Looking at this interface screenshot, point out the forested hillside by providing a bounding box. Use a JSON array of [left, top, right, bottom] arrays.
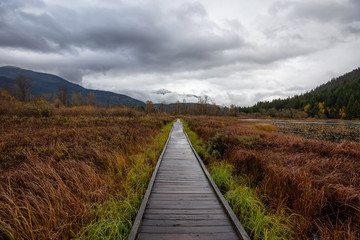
[[0, 66, 145, 107], [240, 68, 360, 119]]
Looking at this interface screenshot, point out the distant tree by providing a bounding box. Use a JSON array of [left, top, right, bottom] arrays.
[[230, 104, 237, 116], [14, 75, 32, 101], [354, 100, 360, 119], [339, 106, 346, 119], [197, 97, 207, 115], [304, 104, 311, 113], [58, 86, 68, 106], [181, 99, 187, 114], [145, 100, 154, 114], [106, 96, 111, 108], [87, 92, 96, 106], [318, 102, 326, 118], [175, 100, 180, 115], [159, 101, 166, 112], [209, 104, 220, 116], [42, 93, 56, 103], [346, 94, 356, 119], [72, 92, 83, 106]]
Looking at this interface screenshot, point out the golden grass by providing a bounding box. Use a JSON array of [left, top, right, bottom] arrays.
[[252, 123, 278, 132]]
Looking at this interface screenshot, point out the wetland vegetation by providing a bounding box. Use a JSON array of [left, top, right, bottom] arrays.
[[183, 116, 360, 240], [1, 88, 359, 240]]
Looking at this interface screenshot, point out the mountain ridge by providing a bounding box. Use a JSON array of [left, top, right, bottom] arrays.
[[0, 66, 145, 107]]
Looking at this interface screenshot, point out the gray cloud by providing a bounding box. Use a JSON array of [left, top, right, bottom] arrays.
[[0, 1, 245, 75], [152, 89, 172, 95], [270, 0, 360, 23], [0, 0, 359, 106]]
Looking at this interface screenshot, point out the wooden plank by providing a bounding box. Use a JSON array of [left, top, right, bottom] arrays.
[[147, 204, 220, 209], [153, 181, 208, 184], [151, 190, 213, 194], [145, 209, 225, 215], [144, 214, 230, 220], [148, 199, 219, 204], [154, 178, 206, 181], [152, 186, 211, 190], [148, 196, 214, 201], [149, 192, 216, 196], [141, 219, 231, 227], [149, 194, 216, 201], [153, 184, 210, 188], [158, 167, 202, 170], [148, 202, 220, 208], [139, 226, 235, 234], [152, 184, 210, 188], [156, 172, 204, 175], [138, 233, 239, 240], [154, 180, 209, 183]]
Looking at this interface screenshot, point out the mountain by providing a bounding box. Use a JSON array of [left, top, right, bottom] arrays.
[[240, 67, 360, 119], [0, 66, 145, 107]]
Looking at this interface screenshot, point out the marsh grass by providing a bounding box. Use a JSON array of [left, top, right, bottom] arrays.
[[0, 96, 174, 240], [184, 116, 360, 239]]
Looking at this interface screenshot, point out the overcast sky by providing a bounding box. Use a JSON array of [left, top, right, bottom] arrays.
[[1, 0, 360, 106]]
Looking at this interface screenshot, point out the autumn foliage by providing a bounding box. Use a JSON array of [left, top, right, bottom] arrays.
[[0, 93, 172, 239], [185, 116, 360, 239]]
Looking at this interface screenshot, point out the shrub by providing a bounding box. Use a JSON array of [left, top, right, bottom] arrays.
[[13, 99, 54, 117]]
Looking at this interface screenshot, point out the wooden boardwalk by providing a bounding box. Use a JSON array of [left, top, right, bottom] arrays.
[[128, 120, 250, 240]]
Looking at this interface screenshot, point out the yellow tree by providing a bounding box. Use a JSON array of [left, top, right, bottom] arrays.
[[145, 100, 154, 114], [339, 106, 346, 118], [318, 102, 325, 117]]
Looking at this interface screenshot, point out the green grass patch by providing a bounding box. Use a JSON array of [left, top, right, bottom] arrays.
[[210, 163, 294, 240], [75, 120, 174, 240], [181, 119, 209, 160]]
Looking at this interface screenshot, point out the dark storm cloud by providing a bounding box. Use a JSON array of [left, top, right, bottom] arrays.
[[0, 0, 245, 76]]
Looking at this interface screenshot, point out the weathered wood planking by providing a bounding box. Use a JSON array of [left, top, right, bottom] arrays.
[[128, 119, 250, 240]]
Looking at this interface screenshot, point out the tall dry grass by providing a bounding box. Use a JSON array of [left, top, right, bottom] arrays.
[[0, 95, 172, 239], [185, 116, 360, 239]]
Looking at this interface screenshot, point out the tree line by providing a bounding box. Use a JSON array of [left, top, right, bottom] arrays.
[[239, 68, 360, 119], [10, 75, 107, 107], [9, 67, 360, 119]]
